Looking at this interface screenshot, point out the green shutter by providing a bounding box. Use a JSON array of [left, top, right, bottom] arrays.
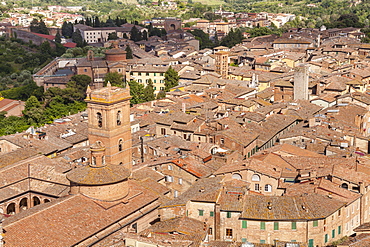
[[332, 229, 335, 238], [260, 222, 265, 230], [210, 211, 214, 217], [325, 234, 328, 243], [260, 240, 265, 244], [242, 220, 247, 229], [241, 238, 247, 243], [274, 222, 279, 230], [308, 239, 314, 247], [338, 225, 341, 234], [291, 222, 297, 230], [199, 210, 204, 216], [313, 220, 318, 227], [227, 212, 231, 218]]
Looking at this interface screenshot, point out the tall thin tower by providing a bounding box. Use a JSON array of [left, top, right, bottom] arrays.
[[85, 82, 132, 171], [293, 64, 309, 101]]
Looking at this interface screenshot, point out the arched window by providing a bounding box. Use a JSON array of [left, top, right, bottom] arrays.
[[342, 183, 349, 189], [264, 184, 272, 192], [118, 139, 123, 152], [252, 174, 260, 182], [33, 196, 41, 206], [44, 199, 50, 203], [97, 112, 102, 128], [117, 111, 121, 126], [232, 173, 242, 180], [7, 203, 16, 215], [19, 198, 28, 211]]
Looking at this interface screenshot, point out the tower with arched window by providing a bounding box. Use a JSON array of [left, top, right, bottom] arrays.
[[85, 81, 132, 172]]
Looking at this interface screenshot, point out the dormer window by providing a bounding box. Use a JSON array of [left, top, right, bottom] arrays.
[[97, 112, 102, 128], [252, 174, 260, 182]]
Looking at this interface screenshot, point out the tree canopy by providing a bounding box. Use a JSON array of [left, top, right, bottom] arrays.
[[164, 66, 179, 92]]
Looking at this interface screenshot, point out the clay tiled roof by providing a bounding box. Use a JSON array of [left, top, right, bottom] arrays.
[[162, 176, 224, 207], [3, 181, 159, 247], [241, 194, 345, 220], [0, 147, 38, 169], [67, 164, 131, 185]]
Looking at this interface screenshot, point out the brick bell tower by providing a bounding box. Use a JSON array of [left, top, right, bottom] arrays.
[[67, 82, 132, 201], [85, 82, 132, 171]]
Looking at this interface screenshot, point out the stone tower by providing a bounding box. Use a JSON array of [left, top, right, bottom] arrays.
[[67, 83, 132, 201], [85, 82, 132, 171], [293, 64, 309, 100], [215, 51, 229, 79]]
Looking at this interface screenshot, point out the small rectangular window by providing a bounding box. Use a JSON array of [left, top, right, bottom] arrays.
[[226, 228, 233, 238], [274, 222, 279, 230], [338, 225, 341, 234], [146, 73, 149, 76], [199, 210, 204, 216], [168, 165, 172, 170], [260, 222, 265, 230], [227, 212, 231, 218], [260, 240, 265, 244], [208, 227, 213, 235], [242, 220, 247, 229], [210, 211, 214, 217], [332, 229, 335, 238], [325, 234, 328, 243], [313, 220, 318, 227], [178, 178, 182, 185], [255, 184, 260, 191]]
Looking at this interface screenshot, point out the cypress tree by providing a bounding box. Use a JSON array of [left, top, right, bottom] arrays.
[[143, 79, 155, 102], [164, 66, 179, 92], [125, 45, 133, 59]]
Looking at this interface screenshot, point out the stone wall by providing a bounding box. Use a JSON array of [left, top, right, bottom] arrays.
[[12, 29, 55, 47]]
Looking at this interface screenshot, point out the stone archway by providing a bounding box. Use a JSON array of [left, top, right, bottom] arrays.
[[7, 203, 16, 215], [19, 197, 28, 211], [33, 196, 41, 206]]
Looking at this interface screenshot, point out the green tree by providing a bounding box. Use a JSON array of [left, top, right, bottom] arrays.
[[128, 80, 145, 105], [40, 41, 52, 55], [72, 30, 85, 47], [108, 32, 118, 40], [130, 26, 142, 41], [125, 45, 133, 59], [94, 16, 101, 27], [30, 19, 49, 35], [143, 79, 155, 102], [187, 29, 214, 49], [24, 96, 41, 112], [55, 31, 62, 43], [164, 66, 179, 92], [104, 72, 124, 86], [62, 22, 74, 38], [156, 91, 166, 99]]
